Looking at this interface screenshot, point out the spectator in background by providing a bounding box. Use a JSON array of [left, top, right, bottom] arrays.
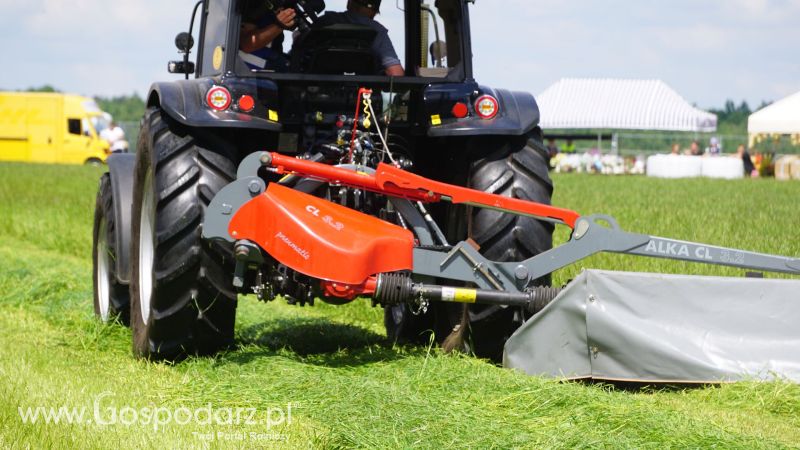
[[546, 139, 559, 158], [545, 138, 558, 169], [705, 137, 722, 156], [670, 143, 681, 155], [560, 139, 576, 154], [685, 140, 702, 156], [100, 121, 127, 153], [735, 144, 757, 177]]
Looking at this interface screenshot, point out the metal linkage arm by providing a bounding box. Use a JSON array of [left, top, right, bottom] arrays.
[[412, 216, 651, 293], [624, 235, 800, 276], [500, 215, 652, 284], [416, 214, 799, 293], [265, 152, 581, 228], [500, 215, 800, 285]]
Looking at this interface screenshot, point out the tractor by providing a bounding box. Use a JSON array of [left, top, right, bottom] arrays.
[[93, 0, 554, 361]]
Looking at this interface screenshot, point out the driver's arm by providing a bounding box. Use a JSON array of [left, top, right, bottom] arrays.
[[239, 9, 296, 53], [385, 65, 404, 77], [375, 30, 404, 76]]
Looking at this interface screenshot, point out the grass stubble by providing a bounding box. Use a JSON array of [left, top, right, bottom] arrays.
[[0, 163, 798, 449]]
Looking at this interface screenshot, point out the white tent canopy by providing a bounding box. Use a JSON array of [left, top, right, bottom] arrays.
[[537, 78, 717, 132], [748, 90, 800, 135]]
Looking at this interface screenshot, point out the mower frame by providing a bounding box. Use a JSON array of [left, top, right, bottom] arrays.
[[204, 151, 800, 311]]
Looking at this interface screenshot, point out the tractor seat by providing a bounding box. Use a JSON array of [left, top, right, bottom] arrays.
[[290, 24, 378, 75]]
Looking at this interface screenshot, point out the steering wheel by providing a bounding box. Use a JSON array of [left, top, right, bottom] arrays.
[[294, 0, 326, 32]]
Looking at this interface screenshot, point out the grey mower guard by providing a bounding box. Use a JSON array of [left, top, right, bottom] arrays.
[[504, 270, 800, 383]]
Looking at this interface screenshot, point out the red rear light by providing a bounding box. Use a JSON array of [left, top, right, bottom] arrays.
[[238, 95, 255, 112], [206, 86, 232, 111], [451, 102, 469, 118], [474, 95, 499, 120]]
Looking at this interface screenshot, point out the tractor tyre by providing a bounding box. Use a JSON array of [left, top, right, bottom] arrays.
[[465, 128, 554, 362], [383, 129, 554, 362], [384, 303, 437, 346], [92, 172, 130, 326], [129, 108, 238, 360]]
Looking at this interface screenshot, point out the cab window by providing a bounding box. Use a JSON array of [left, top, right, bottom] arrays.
[[81, 118, 95, 137], [200, 0, 232, 76], [235, 0, 465, 80], [422, 0, 464, 77], [67, 119, 82, 136]]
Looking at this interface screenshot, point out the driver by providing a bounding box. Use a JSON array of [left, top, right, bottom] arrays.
[[239, 7, 297, 71], [315, 0, 404, 76]]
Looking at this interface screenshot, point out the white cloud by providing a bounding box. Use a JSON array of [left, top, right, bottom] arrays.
[[654, 24, 731, 52], [67, 61, 148, 97], [23, 0, 188, 38], [719, 0, 800, 20]]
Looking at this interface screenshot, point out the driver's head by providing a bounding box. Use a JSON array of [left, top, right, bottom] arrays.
[[348, 0, 381, 14]]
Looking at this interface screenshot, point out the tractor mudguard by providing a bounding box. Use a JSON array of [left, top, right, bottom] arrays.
[[229, 183, 414, 285], [147, 79, 281, 132], [427, 87, 540, 138], [105, 153, 136, 284]]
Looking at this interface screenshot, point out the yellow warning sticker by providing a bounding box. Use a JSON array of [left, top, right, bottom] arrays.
[[268, 109, 279, 122], [441, 287, 477, 303], [212, 46, 224, 71], [454, 288, 477, 303], [431, 114, 442, 126]]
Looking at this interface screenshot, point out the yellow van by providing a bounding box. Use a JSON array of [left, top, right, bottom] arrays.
[[0, 92, 111, 165]]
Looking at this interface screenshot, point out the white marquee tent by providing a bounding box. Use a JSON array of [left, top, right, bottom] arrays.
[[748, 90, 800, 135], [537, 78, 717, 132]]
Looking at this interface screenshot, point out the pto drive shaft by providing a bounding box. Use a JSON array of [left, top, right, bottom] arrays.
[[374, 273, 561, 314]]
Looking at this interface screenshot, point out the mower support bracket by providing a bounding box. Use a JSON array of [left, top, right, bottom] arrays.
[[205, 152, 799, 298], [414, 243, 519, 292], [202, 175, 265, 244]]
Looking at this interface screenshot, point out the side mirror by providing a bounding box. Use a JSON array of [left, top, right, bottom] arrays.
[[430, 40, 447, 67], [175, 32, 194, 53]]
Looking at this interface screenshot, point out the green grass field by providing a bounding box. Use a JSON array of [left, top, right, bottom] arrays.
[[0, 162, 799, 449]]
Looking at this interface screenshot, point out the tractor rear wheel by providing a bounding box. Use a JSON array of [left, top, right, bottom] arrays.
[[92, 173, 130, 326], [464, 129, 554, 361], [129, 108, 238, 360], [384, 129, 554, 362]]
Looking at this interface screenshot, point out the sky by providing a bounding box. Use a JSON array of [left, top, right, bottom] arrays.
[[0, 0, 798, 110]]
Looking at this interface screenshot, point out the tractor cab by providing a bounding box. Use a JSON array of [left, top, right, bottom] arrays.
[[173, 0, 473, 82], [163, 0, 512, 160]]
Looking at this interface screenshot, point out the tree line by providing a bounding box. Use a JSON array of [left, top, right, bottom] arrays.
[[708, 99, 772, 135]]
